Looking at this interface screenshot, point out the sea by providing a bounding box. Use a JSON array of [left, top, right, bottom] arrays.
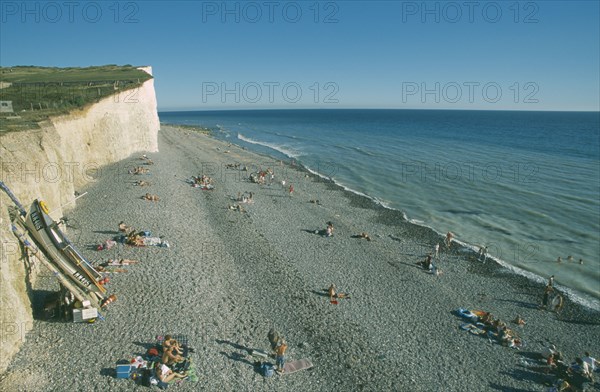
[[159, 109, 600, 309]]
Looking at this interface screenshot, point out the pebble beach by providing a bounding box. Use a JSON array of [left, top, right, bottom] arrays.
[[1, 125, 599, 392]]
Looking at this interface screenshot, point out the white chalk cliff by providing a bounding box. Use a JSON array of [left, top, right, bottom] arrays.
[[0, 66, 159, 373]]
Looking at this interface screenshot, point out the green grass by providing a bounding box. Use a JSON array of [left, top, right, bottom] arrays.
[[0, 65, 153, 133]]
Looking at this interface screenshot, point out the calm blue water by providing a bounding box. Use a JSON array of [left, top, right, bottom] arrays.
[[160, 109, 600, 307]]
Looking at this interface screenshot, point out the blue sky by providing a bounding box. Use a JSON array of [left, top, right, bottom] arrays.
[[1, 0, 599, 111]]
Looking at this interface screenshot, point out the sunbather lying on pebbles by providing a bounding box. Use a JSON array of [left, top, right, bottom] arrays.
[[357, 232, 371, 241], [142, 193, 160, 201], [130, 166, 149, 175], [95, 265, 126, 273], [134, 180, 151, 187], [328, 284, 351, 303], [228, 204, 246, 213], [126, 231, 145, 246], [417, 254, 433, 270], [105, 258, 139, 266], [154, 362, 187, 383]]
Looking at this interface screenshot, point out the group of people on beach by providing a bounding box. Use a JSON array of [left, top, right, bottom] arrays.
[[479, 311, 525, 348], [116, 221, 169, 248], [129, 154, 154, 174], [414, 239, 455, 276], [129, 155, 161, 200], [193, 174, 214, 187], [247, 167, 296, 197], [130, 166, 150, 175], [249, 168, 274, 185], [154, 335, 191, 383], [535, 344, 598, 390]]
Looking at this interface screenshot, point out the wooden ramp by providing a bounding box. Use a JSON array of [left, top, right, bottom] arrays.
[[283, 359, 313, 375]]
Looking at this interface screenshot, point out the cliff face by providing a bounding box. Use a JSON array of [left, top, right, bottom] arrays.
[[0, 67, 159, 373]]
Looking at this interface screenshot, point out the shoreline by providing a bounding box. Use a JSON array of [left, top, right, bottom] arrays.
[[2, 124, 599, 391], [168, 122, 600, 312]]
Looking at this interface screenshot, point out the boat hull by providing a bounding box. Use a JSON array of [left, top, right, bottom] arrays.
[[22, 200, 107, 304]]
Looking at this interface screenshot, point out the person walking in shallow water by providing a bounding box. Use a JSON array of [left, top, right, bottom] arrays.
[[478, 246, 488, 262]]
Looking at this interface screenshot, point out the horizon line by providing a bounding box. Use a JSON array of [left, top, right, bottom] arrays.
[[158, 107, 600, 113]]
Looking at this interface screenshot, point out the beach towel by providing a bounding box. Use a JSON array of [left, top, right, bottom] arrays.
[[456, 308, 479, 322], [185, 366, 199, 382], [460, 323, 486, 335], [282, 359, 314, 374]]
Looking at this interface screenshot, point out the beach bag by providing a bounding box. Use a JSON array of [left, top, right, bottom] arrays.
[[146, 347, 159, 358], [140, 368, 153, 387], [260, 362, 275, 377]]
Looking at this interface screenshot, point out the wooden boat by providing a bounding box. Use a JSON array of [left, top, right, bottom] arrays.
[[20, 199, 108, 305], [1, 181, 114, 319]]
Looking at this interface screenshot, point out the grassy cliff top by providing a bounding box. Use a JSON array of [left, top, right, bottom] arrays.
[[0, 65, 152, 83], [0, 65, 153, 133]]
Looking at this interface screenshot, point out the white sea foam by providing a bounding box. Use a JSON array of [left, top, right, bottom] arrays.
[[237, 133, 301, 159]]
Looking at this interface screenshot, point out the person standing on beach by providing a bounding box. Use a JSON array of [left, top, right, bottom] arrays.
[[326, 222, 334, 237], [552, 293, 564, 314], [268, 168, 275, 185], [434, 243, 440, 259], [583, 352, 599, 372], [275, 338, 288, 374], [289, 184, 294, 196], [328, 284, 337, 301], [541, 285, 554, 310], [548, 275, 555, 287], [445, 232, 454, 248]]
